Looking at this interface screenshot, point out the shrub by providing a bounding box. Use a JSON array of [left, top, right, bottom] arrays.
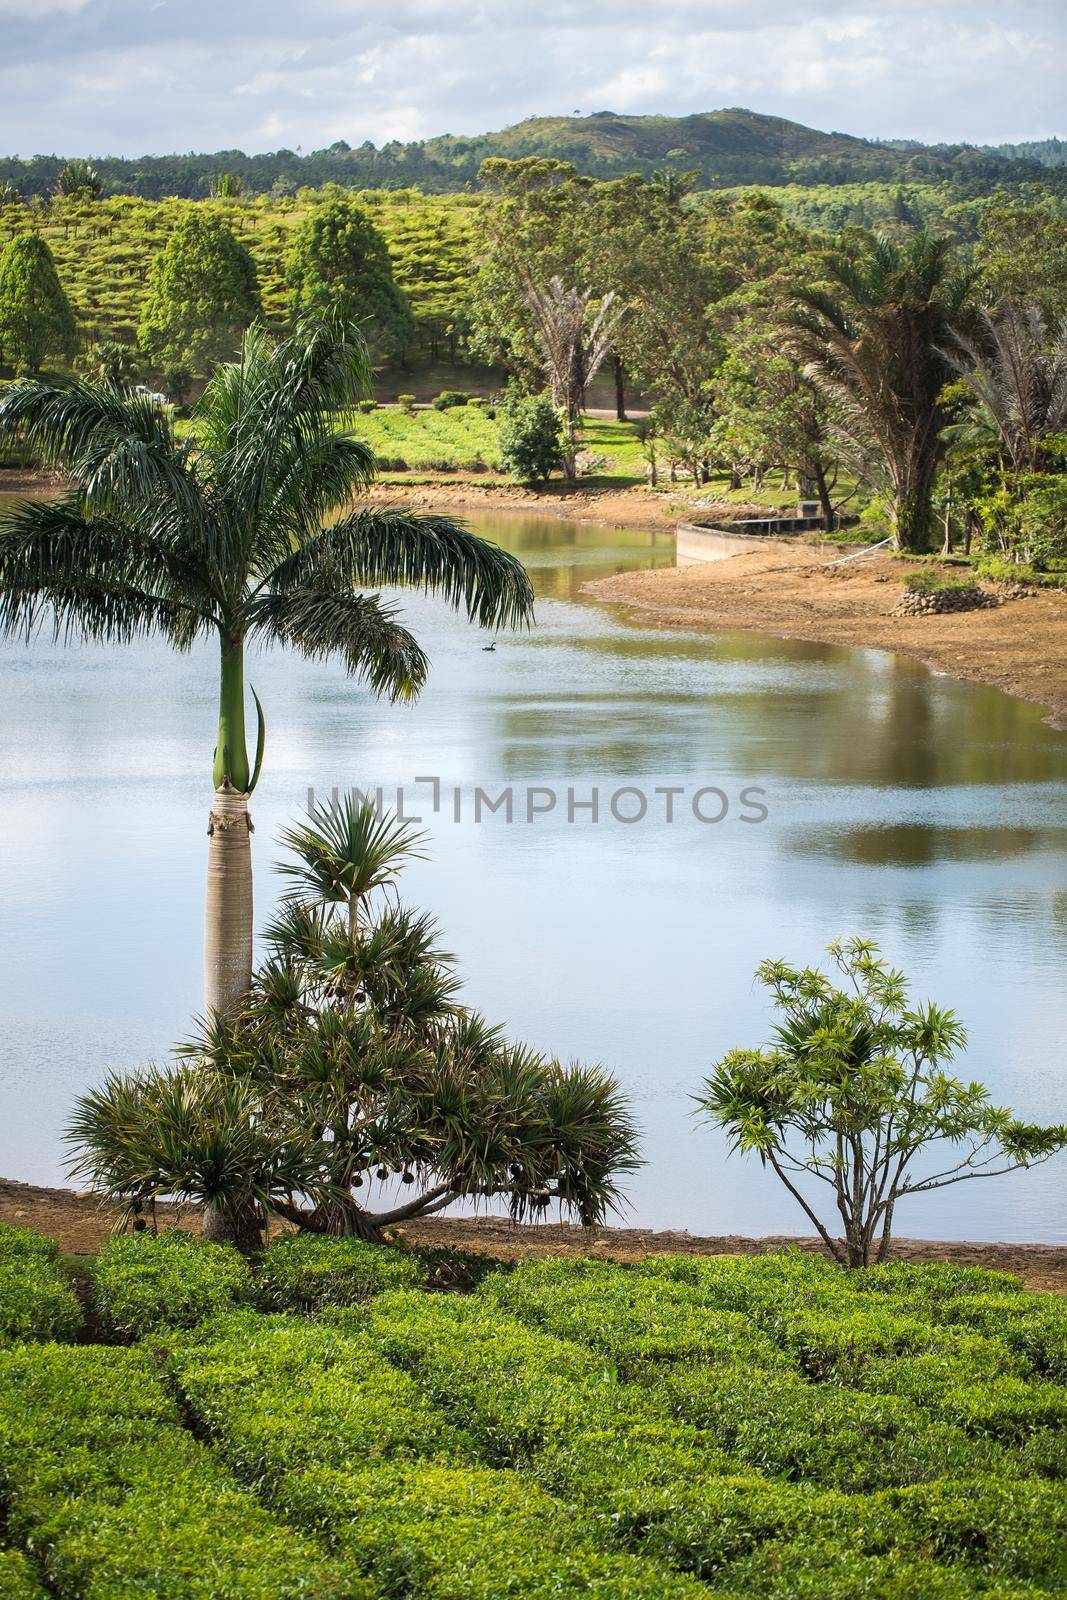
[[256, 1233, 426, 1312], [92, 1229, 253, 1340], [0, 1226, 82, 1345], [888, 1475, 1066, 1585], [431, 389, 471, 409], [483, 1257, 790, 1375], [497, 389, 564, 483], [356, 398, 378, 412], [0, 1548, 49, 1599], [397, 393, 416, 412], [0, 1222, 61, 1261], [281, 1460, 707, 1599], [165, 1312, 464, 1474], [657, 1364, 999, 1490], [0, 1342, 355, 1599], [166, 1313, 705, 1596]]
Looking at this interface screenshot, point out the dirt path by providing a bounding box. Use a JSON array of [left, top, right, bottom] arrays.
[[3, 1179, 1063, 1291]]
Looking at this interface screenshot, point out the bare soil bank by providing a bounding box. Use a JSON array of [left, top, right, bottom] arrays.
[[366, 483, 1067, 730], [586, 542, 1067, 731], [3, 1179, 1063, 1292]]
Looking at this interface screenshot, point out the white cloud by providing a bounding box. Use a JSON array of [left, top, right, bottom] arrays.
[[0, 0, 1062, 156]]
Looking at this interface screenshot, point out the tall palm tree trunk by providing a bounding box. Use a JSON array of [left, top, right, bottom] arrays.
[[204, 780, 254, 1020], [205, 635, 254, 1021]]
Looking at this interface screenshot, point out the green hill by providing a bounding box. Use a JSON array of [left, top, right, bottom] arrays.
[[1, 108, 1058, 199]]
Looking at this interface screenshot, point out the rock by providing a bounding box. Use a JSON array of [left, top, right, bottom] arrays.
[[893, 585, 999, 616]]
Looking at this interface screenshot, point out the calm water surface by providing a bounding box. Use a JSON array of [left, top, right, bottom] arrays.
[[1, 513, 1065, 1241]]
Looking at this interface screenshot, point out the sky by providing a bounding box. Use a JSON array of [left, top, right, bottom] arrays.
[[0, 0, 1063, 159]]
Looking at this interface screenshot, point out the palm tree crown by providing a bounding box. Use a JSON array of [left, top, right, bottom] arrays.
[[0, 311, 535, 1017], [786, 231, 975, 550]]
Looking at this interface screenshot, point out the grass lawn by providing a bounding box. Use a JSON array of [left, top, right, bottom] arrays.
[[1, 1221, 1065, 1598]]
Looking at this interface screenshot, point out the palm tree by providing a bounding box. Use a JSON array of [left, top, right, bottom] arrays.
[[946, 302, 1067, 475], [0, 311, 533, 1023], [786, 232, 975, 551]]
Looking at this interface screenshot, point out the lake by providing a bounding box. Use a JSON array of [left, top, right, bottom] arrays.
[[1, 511, 1065, 1241]]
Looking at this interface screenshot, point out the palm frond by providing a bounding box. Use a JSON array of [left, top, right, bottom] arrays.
[[0, 496, 212, 646], [247, 581, 427, 700], [264, 508, 535, 631]]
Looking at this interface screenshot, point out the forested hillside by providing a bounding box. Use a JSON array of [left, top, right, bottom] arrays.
[[1, 108, 1063, 199]]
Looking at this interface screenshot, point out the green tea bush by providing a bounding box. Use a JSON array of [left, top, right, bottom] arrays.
[[397, 393, 416, 412], [0, 1548, 49, 1600], [166, 1311, 464, 1474], [888, 1475, 1067, 1586], [431, 389, 471, 409], [657, 1364, 999, 1490], [166, 1313, 705, 1597], [0, 1224, 82, 1345], [0, 1342, 355, 1599], [483, 1257, 791, 1374], [0, 1222, 61, 1261], [356, 397, 378, 411], [275, 1459, 707, 1599], [91, 1229, 252, 1339], [256, 1233, 425, 1313], [722, 1539, 997, 1600]]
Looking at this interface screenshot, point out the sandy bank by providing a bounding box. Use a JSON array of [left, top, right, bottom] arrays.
[[2, 1179, 1063, 1292]]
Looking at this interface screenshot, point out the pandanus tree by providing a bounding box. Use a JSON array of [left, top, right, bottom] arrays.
[[69, 799, 641, 1247], [786, 232, 975, 550], [0, 312, 534, 1024]]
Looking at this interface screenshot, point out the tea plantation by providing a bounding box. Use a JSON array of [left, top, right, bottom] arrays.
[[0, 1221, 1064, 1598]]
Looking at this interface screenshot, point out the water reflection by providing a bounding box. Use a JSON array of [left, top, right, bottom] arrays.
[[0, 512, 1065, 1241]]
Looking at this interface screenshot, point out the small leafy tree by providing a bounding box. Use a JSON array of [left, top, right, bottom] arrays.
[[286, 195, 414, 361], [138, 210, 261, 374], [696, 936, 1066, 1268], [209, 172, 244, 199], [68, 799, 640, 1248], [0, 234, 75, 374], [497, 388, 564, 483], [77, 339, 138, 386], [54, 159, 102, 201]]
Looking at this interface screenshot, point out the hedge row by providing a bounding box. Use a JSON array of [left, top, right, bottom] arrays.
[[0, 1222, 82, 1345], [482, 1256, 791, 1376], [165, 1312, 706, 1599], [363, 1287, 1067, 1591], [89, 1229, 426, 1340], [0, 1548, 49, 1600], [0, 1341, 357, 1599]]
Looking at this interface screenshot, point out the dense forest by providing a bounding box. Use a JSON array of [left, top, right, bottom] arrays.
[[2, 109, 1065, 199]]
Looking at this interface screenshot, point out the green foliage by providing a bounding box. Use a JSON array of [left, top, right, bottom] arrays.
[[432, 388, 472, 409], [0, 1549, 49, 1600], [138, 209, 261, 372], [0, 1224, 82, 1345], [91, 1229, 253, 1339], [0, 233, 76, 373], [344, 400, 500, 470], [0, 1341, 354, 1598], [902, 568, 973, 593], [397, 392, 416, 411], [286, 195, 414, 360], [54, 161, 101, 201], [166, 1312, 704, 1597], [497, 388, 564, 482], [257, 1233, 426, 1312], [696, 936, 1067, 1266]]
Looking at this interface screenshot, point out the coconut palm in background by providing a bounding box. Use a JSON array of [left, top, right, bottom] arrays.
[[787, 231, 975, 551], [0, 311, 534, 1021]]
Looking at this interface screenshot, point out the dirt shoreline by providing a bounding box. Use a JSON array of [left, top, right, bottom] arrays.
[[2, 1179, 1063, 1291], [368, 482, 1067, 730]]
